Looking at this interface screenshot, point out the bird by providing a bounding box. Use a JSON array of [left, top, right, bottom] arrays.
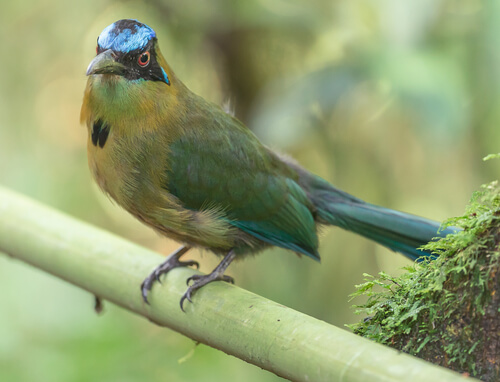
[[81, 19, 458, 311]]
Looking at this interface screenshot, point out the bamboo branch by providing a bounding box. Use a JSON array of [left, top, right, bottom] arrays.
[[0, 186, 472, 382]]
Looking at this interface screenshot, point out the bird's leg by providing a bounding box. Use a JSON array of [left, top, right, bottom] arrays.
[[141, 245, 195, 304], [180, 249, 236, 311]]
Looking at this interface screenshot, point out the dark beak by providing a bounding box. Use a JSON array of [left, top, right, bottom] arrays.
[[86, 49, 126, 76]]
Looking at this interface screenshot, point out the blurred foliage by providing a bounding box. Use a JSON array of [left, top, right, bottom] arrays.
[[1, 0, 499, 381]]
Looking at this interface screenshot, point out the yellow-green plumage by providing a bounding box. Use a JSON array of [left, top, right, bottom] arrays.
[[82, 19, 458, 309]]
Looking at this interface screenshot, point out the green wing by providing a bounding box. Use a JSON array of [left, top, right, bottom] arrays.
[[165, 119, 319, 259]]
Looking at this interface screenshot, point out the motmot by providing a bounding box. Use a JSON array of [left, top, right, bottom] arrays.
[[81, 19, 457, 310]]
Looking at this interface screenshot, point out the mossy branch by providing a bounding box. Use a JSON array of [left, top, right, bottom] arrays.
[[0, 186, 469, 382], [350, 181, 500, 381]]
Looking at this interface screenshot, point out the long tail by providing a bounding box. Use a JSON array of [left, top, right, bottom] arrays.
[[309, 178, 459, 261]]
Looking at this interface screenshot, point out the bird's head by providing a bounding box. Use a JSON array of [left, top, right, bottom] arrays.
[[86, 19, 170, 85], [82, 19, 184, 126]]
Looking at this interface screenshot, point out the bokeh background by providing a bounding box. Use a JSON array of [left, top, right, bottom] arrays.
[[1, 0, 499, 381]]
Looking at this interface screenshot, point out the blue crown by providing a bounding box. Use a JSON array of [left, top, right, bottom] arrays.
[[98, 19, 156, 53]]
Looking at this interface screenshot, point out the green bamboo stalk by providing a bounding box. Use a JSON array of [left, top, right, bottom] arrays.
[[0, 186, 472, 382]]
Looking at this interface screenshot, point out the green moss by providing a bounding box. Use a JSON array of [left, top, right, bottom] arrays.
[[349, 177, 500, 381]]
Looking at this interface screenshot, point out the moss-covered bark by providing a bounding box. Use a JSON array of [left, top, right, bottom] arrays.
[[351, 181, 500, 381], [395, 226, 500, 379]]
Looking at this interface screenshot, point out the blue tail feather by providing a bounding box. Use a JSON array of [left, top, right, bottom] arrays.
[[307, 177, 459, 260]]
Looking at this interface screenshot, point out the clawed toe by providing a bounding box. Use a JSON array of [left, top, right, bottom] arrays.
[[186, 274, 201, 285], [141, 278, 153, 304], [141, 246, 192, 304], [154, 270, 163, 283], [180, 289, 193, 312], [184, 260, 200, 269], [143, 249, 237, 312], [222, 275, 235, 284], [179, 255, 236, 311]]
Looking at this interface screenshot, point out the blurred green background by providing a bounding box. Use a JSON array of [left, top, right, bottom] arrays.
[[1, 0, 499, 381]]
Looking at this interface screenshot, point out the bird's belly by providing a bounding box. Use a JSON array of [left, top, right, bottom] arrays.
[[87, 139, 130, 204], [86, 135, 262, 254]]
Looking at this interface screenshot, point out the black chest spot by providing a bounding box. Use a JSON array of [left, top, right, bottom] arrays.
[[91, 119, 110, 148]]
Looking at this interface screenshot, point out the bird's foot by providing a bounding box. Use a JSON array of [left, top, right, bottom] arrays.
[[179, 249, 236, 311], [141, 246, 193, 304], [180, 273, 234, 312]]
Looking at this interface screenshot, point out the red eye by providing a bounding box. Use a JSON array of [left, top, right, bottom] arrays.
[[138, 52, 150, 67]]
